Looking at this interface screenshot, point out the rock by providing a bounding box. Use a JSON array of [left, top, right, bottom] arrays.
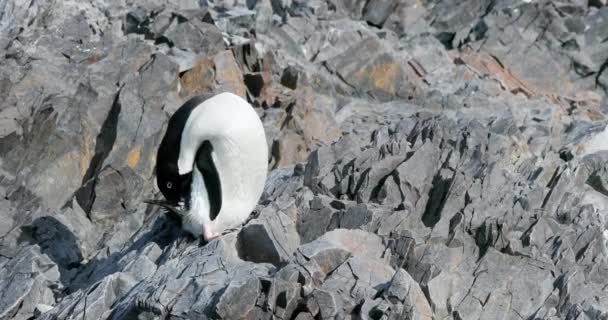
[[0, 246, 60, 320], [304, 136, 359, 195], [362, 0, 398, 27], [268, 279, 301, 319], [164, 18, 224, 56], [293, 312, 315, 320], [33, 304, 54, 317], [313, 289, 341, 318], [301, 229, 385, 260], [325, 37, 421, 100], [237, 207, 300, 266], [178, 50, 247, 99], [274, 88, 343, 168], [216, 275, 261, 319], [178, 57, 216, 98], [386, 269, 432, 319], [297, 195, 340, 242], [3, 0, 608, 319]]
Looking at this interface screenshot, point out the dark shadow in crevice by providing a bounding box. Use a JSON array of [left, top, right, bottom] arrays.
[[75, 89, 122, 216], [66, 209, 192, 294], [19, 216, 83, 285]]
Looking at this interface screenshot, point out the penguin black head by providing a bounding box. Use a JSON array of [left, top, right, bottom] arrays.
[[154, 95, 207, 211]]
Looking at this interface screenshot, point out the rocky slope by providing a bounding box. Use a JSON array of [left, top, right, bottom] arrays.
[[1, 0, 608, 319]]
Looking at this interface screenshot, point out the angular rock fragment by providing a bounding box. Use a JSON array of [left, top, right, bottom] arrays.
[[0, 247, 60, 320], [237, 207, 300, 266], [216, 276, 261, 319], [362, 0, 398, 27]]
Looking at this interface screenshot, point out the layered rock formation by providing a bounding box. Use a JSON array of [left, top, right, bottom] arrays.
[[1, 0, 607, 319]]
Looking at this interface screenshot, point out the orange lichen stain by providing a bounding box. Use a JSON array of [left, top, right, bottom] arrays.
[[179, 58, 215, 98], [127, 146, 142, 169], [132, 56, 150, 72], [213, 51, 247, 98], [80, 133, 94, 177], [370, 63, 400, 94], [351, 61, 401, 95], [63, 153, 73, 166]]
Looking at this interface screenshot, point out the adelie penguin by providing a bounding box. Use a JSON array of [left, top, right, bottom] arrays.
[[148, 92, 268, 240]]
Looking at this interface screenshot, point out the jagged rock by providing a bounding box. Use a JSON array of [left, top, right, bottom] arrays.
[[362, 0, 398, 27], [312, 289, 341, 318], [3, 0, 608, 319], [179, 50, 247, 99], [237, 207, 300, 266], [268, 278, 301, 319], [0, 246, 60, 320], [325, 36, 421, 100], [164, 18, 224, 56], [293, 312, 315, 320], [273, 87, 343, 167], [386, 269, 432, 319], [304, 136, 359, 195], [216, 275, 261, 319]]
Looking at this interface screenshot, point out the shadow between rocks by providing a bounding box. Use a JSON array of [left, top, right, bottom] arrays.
[[66, 210, 192, 293], [19, 216, 84, 285]]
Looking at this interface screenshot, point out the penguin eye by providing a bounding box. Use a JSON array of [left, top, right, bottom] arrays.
[[166, 182, 173, 189]]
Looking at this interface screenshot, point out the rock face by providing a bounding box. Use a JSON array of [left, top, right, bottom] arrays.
[[1, 0, 608, 319]]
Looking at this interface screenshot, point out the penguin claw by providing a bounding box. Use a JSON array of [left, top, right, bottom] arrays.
[[144, 199, 186, 217], [221, 227, 239, 235]]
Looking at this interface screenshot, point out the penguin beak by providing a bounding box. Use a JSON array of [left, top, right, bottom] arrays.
[[144, 199, 187, 217]]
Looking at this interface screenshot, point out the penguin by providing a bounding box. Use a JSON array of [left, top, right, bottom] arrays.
[[150, 92, 268, 240]]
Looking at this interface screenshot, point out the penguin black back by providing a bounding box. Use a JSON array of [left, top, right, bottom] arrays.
[[156, 94, 220, 210]]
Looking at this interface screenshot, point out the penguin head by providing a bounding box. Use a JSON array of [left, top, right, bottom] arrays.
[[155, 150, 192, 210], [153, 96, 207, 215]]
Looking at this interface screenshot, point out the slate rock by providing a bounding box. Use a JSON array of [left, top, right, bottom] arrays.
[[362, 0, 398, 27], [293, 312, 315, 320], [0, 247, 60, 319], [3, 0, 608, 319], [216, 275, 261, 319], [386, 269, 432, 319], [275, 88, 343, 168], [164, 19, 225, 56], [178, 50, 247, 98], [237, 207, 300, 266], [267, 278, 301, 319], [297, 229, 385, 279]]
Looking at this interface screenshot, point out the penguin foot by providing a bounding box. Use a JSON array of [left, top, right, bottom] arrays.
[[202, 224, 220, 240]]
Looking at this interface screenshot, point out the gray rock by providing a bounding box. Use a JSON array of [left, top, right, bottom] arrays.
[[293, 312, 315, 320], [325, 36, 418, 100], [386, 269, 432, 319], [237, 207, 300, 266], [164, 19, 225, 56], [2, 0, 608, 319], [0, 246, 60, 320], [268, 279, 301, 319], [216, 275, 261, 319], [362, 0, 398, 27], [313, 289, 341, 318], [298, 195, 340, 243]]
